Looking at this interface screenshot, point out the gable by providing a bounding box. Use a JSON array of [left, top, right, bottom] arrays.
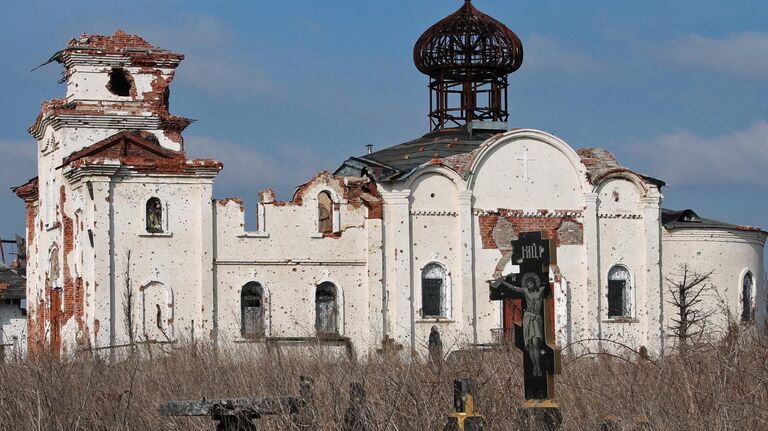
[[469, 131, 588, 210], [59, 130, 183, 168]]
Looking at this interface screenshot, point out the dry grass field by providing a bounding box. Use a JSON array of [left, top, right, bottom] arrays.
[[0, 329, 766, 430]]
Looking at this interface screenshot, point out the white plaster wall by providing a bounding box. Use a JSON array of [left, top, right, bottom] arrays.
[[662, 229, 767, 342], [409, 172, 463, 353], [469, 131, 590, 348], [0, 305, 26, 360], [213, 178, 375, 353], [471, 136, 584, 211], [105, 176, 214, 346], [65, 64, 176, 103], [596, 178, 649, 350]]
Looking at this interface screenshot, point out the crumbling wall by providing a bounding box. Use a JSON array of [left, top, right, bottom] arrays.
[[213, 172, 382, 354], [469, 133, 589, 349]]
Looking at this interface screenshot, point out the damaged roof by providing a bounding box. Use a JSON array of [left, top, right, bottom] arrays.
[[0, 267, 25, 301], [335, 126, 665, 189], [662, 208, 766, 234], [334, 126, 502, 181], [577, 147, 665, 188]]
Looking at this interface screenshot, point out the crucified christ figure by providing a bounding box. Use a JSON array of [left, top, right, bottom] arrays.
[[490, 274, 548, 377]]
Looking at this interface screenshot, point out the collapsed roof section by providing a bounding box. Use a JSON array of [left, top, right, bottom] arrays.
[[0, 267, 25, 302]]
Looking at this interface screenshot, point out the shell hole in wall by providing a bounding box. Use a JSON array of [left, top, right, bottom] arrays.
[[108, 68, 132, 97], [430, 193, 435, 198]]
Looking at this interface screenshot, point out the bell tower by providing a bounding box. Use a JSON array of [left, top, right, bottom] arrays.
[[18, 30, 221, 356]]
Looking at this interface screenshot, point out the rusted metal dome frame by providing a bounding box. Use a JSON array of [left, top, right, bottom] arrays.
[[414, 0, 523, 131]]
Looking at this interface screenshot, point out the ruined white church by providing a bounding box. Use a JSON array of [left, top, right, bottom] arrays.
[[11, 1, 766, 358]]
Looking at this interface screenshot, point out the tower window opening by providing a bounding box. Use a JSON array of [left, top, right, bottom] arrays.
[[108, 68, 132, 97], [318, 191, 333, 234], [146, 197, 163, 233]]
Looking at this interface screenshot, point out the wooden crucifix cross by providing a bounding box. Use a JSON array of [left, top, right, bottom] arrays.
[[489, 231, 562, 401]]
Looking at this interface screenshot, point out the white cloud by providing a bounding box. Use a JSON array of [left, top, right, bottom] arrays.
[[178, 57, 278, 101], [136, 14, 280, 101], [659, 32, 768, 78], [522, 34, 601, 76], [638, 120, 768, 186], [185, 135, 334, 200]]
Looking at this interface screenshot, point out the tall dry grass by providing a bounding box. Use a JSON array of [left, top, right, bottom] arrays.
[[0, 330, 766, 430]]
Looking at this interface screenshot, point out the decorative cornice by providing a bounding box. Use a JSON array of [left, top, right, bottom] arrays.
[[62, 53, 181, 69], [663, 229, 767, 246], [473, 208, 582, 218], [11, 177, 39, 202], [63, 159, 221, 183], [215, 259, 367, 266], [598, 213, 643, 219], [30, 112, 165, 140], [410, 210, 459, 216]]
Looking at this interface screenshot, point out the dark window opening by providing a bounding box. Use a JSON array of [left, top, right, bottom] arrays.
[[422, 263, 446, 317], [742, 272, 754, 323], [607, 280, 626, 317], [162, 86, 170, 109], [316, 282, 338, 335], [108, 68, 132, 97], [422, 278, 442, 317], [155, 304, 163, 330], [318, 192, 333, 234], [241, 282, 265, 337], [146, 197, 163, 233], [607, 265, 631, 318]]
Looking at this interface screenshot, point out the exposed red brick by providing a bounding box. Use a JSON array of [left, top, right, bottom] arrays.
[[441, 148, 480, 177], [736, 225, 765, 232], [479, 211, 583, 249], [259, 189, 276, 203], [61, 130, 184, 168], [218, 198, 244, 211]]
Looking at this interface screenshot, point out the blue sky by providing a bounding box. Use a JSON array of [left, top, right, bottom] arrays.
[[0, 0, 766, 246]]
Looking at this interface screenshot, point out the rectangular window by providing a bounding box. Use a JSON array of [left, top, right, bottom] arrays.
[[422, 279, 442, 317], [607, 280, 626, 317]]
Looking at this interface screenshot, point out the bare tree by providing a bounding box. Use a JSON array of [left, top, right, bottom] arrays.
[[122, 250, 137, 353], [665, 264, 715, 351]]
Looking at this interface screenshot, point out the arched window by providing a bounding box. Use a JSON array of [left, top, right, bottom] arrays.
[[741, 272, 754, 323], [607, 265, 632, 318], [316, 282, 338, 335], [146, 197, 163, 233], [422, 263, 448, 317], [241, 282, 265, 337], [318, 191, 333, 234]]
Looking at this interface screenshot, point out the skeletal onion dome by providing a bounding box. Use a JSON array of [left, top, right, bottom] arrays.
[[413, 1, 523, 79]]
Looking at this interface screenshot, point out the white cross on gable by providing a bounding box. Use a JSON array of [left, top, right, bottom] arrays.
[[516, 147, 535, 182]]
